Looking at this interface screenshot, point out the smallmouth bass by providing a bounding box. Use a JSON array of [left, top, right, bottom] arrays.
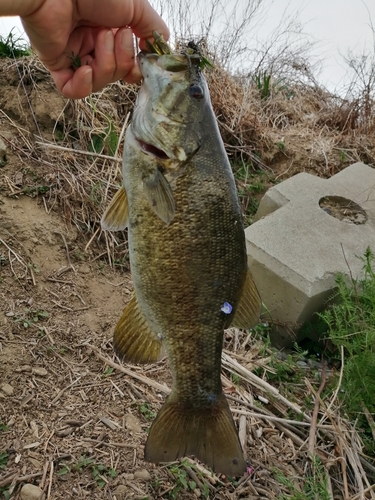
[[102, 34, 261, 476]]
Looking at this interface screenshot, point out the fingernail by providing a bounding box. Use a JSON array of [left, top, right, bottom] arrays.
[[105, 30, 114, 52], [120, 29, 134, 51], [83, 68, 92, 87]]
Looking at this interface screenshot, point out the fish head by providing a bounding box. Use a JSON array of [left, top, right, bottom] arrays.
[[131, 52, 208, 164]]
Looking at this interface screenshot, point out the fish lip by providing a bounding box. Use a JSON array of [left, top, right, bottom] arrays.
[[135, 137, 170, 160]]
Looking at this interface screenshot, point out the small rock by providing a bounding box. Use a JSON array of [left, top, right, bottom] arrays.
[[32, 367, 48, 377], [134, 469, 151, 481], [113, 485, 127, 499], [28, 457, 42, 468], [20, 483, 46, 500], [296, 360, 309, 369], [15, 365, 32, 373], [80, 265, 90, 274], [125, 414, 142, 434], [1, 383, 14, 396]]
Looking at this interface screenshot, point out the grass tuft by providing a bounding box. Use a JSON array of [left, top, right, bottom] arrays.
[[0, 30, 31, 58]]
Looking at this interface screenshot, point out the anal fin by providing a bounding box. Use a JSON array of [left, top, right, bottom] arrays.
[[114, 295, 164, 363], [145, 393, 246, 477], [101, 186, 128, 231], [231, 269, 262, 329]]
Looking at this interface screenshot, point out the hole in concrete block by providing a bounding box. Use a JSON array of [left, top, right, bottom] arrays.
[[319, 196, 367, 224]]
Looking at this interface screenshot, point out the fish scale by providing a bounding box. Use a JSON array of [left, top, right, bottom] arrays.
[[101, 38, 261, 476]]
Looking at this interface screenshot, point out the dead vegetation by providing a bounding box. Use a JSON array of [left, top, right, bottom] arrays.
[[0, 28, 375, 499]]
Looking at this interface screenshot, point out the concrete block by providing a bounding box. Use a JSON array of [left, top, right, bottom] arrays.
[[245, 162, 375, 347]]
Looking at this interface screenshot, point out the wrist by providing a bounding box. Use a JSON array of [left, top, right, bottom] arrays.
[[1, 0, 45, 17]]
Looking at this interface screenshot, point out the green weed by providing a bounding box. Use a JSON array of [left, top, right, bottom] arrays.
[[0, 255, 8, 267], [0, 486, 10, 500], [0, 30, 31, 58], [139, 402, 157, 421], [22, 185, 50, 196], [167, 461, 209, 499], [57, 456, 116, 488], [102, 367, 114, 377], [253, 72, 289, 100], [232, 166, 273, 224], [90, 120, 118, 156], [274, 456, 330, 499], [0, 452, 8, 470], [254, 72, 272, 100], [13, 308, 49, 329], [318, 246, 375, 454], [68, 51, 82, 68]]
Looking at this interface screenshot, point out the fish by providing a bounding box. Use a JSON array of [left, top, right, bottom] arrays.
[[101, 33, 261, 477]]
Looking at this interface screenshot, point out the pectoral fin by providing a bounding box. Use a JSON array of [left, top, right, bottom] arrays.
[[114, 295, 164, 364], [231, 269, 262, 329], [101, 186, 128, 231], [143, 169, 175, 224]]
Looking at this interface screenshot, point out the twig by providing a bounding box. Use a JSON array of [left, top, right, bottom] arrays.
[[238, 414, 247, 451], [89, 345, 170, 394], [350, 483, 375, 500], [308, 361, 327, 455], [78, 438, 137, 449], [50, 376, 82, 404], [84, 226, 100, 253], [47, 460, 53, 500], [362, 404, 375, 442], [54, 232, 74, 271], [0, 237, 28, 277], [222, 353, 311, 422], [39, 460, 50, 490], [231, 409, 334, 429], [323, 345, 344, 419], [0, 472, 42, 488], [35, 141, 122, 163]]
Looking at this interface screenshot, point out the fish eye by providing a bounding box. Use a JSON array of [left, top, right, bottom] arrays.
[[189, 83, 204, 99]]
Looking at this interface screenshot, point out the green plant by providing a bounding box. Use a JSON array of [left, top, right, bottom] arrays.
[[68, 51, 82, 68], [72, 250, 86, 261], [254, 72, 272, 100], [318, 247, 375, 454], [57, 456, 116, 488], [90, 120, 118, 156], [274, 456, 330, 499], [253, 72, 288, 100], [0, 452, 8, 470], [102, 367, 114, 377], [13, 309, 49, 329], [167, 461, 209, 499], [0, 423, 8, 432], [0, 30, 32, 58], [0, 255, 8, 267], [139, 402, 157, 421]]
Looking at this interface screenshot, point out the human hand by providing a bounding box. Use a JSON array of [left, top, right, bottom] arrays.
[[20, 0, 169, 98]]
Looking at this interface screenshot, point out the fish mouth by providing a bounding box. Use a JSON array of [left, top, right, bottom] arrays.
[[136, 139, 169, 160]]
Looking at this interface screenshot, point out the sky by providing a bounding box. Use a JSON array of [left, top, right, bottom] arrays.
[[1, 0, 374, 94]]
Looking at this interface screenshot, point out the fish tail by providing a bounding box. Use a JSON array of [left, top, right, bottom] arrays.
[[144, 393, 246, 477]]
